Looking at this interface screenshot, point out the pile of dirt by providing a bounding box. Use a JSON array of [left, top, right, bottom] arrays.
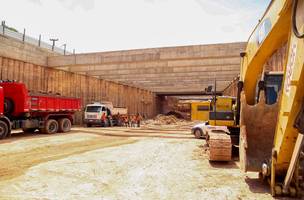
[[155, 114, 179, 124], [142, 114, 183, 125]]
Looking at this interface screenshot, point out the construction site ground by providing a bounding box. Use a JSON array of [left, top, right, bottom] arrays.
[[0, 122, 288, 199]]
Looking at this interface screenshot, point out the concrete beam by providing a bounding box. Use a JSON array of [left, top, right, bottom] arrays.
[[82, 66, 239, 77], [48, 42, 246, 67], [47, 42, 246, 94], [156, 91, 223, 96], [96, 71, 238, 79], [54, 57, 241, 72]]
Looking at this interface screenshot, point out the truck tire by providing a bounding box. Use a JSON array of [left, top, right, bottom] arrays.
[[4, 98, 14, 116], [194, 128, 202, 139], [43, 119, 59, 134], [58, 118, 71, 133], [0, 121, 9, 139]]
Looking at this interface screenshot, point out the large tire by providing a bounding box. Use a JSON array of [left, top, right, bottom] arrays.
[[4, 98, 14, 116], [58, 118, 72, 133], [22, 128, 37, 133], [0, 121, 9, 139], [42, 119, 59, 134], [194, 129, 202, 139]]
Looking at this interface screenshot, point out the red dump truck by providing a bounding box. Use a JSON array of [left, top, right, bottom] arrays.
[[0, 81, 81, 139]]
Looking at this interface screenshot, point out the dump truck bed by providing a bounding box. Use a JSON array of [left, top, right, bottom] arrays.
[[0, 82, 81, 116], [29, 95, 81, 112]]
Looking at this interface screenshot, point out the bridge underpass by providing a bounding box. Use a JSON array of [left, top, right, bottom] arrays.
[[48, 42, 245, 94], [47, 42, 245, 115]]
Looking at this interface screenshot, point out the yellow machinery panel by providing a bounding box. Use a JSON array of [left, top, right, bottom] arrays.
[[191, 97, 235, 127], [191, 101, 211, 121], [216, 97, 234, 112], [209, 120, 235, 127]]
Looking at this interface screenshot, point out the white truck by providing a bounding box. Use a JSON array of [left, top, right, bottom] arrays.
[[84, 102, 127, 127]]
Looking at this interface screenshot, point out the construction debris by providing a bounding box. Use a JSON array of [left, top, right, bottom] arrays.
[[142, 114, 183, 125]]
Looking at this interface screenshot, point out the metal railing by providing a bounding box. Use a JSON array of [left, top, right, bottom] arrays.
[[0, 21, 73, 55]]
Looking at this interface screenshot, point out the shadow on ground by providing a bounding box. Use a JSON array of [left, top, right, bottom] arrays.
[[245, 177, 270, 194], [209, 161, 239, 169], [76, 129, 195, 140]]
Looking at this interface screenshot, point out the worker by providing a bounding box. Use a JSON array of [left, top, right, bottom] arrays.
[[117, 112, 121, 126], [131, 115, 136, 127], [101, 113, 106, 126], [124, 115, 129, 127], [136, 113, 142, 127]]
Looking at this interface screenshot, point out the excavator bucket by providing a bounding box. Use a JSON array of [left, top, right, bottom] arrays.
[[239, 91, 279, 172]]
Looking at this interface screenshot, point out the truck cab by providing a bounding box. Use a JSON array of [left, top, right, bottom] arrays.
[[84, 102, 113, 127]]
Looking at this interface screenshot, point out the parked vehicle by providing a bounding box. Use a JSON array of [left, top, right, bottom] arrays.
[[0, 81, 81, 139], [84, 102, 127, 127], [191, 122, 208, 139]]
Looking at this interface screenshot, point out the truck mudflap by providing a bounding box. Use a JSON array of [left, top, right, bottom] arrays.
[[239, 91, 279, 172]]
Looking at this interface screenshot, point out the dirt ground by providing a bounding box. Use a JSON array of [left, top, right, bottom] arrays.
[[0, 123, 292, 200]]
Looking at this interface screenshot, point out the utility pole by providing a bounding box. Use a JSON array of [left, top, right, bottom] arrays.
[[62, 44, 66, 55], [38, 35, 41, 47], [1, 21, 5, 35], [22, 28, 26, 43], [49, 38, 59, 51]]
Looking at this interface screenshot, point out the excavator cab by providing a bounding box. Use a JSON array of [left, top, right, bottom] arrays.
[[264, 73, 284, 104]]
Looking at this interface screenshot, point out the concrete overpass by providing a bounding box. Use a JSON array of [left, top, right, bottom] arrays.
[[48, 42, 246, 94]]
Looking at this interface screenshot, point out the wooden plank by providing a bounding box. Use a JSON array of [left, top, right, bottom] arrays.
[[8, 59, 14, 80]]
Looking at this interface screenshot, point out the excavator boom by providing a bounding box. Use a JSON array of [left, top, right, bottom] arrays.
[[240, 0, 304, 196]]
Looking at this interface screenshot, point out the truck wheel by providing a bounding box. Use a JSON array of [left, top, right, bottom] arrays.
[[58, 118, 72, 133], [43, 119, 59, 134], [194, 129, 202, 139], [22, 128, 37, 133], [0, 121, 9, 139]]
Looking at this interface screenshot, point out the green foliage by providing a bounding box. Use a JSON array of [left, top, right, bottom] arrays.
[[4, 25, 18, 33]]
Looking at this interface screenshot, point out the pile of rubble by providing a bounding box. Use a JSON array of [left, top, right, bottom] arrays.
[[142, 114, 185, 125]]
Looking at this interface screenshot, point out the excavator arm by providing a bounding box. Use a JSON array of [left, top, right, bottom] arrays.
[[240, 0, 304, 196]]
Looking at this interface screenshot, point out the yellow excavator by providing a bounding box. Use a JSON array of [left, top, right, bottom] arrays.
[[204, 0, 304, 197], [239, 0, 304, 197]]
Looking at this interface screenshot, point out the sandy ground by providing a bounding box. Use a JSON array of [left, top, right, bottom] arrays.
[[0, 125, 289, 199]]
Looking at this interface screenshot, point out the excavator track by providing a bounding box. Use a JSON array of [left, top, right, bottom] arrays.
[[204, 126, 232, 161]]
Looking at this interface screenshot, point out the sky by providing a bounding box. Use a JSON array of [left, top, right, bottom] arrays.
[[0, 0, 271, 53]]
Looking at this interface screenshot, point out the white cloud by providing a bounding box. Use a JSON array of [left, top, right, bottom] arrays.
[[56, 0, 95, 11], [1, 0, 270, 53], [27, 0, 42, 5]]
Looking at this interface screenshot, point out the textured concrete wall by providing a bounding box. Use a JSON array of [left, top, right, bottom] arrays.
[[48, 42, 246, 93], [0, 36, 159, 122], [0, 56, 159, 123], [0, 35, 58, 66], [222, 78, 239, 97]]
